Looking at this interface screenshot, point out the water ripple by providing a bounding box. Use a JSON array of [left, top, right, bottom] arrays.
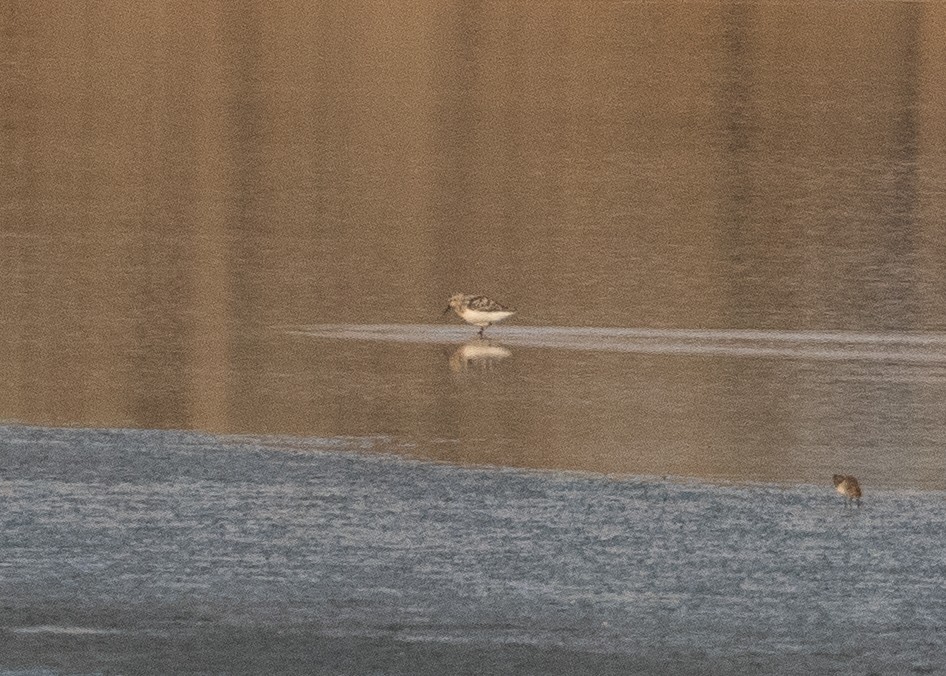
[[286, 324, 946, 364]]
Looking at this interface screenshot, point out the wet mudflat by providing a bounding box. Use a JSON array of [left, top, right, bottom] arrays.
[[1, 425, 944, 675]]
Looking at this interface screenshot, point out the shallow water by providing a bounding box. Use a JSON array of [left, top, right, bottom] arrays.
[[3, 0, 946, 488], [1, 425, 945, 674]]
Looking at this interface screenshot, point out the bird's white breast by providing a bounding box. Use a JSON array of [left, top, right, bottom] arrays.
[[459, 308, 515, 326]]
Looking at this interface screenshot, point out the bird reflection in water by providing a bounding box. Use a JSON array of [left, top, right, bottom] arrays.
[[449, 340, 512, 373]]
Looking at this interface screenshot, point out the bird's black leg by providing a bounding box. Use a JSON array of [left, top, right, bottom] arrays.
[[478, 326, 485, 338]]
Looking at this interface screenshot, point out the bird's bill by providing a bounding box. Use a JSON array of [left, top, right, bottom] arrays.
[[442, 305, 451, 315]]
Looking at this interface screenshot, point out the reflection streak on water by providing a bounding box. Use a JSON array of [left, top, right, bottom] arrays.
[[289, 324, 946, 364]]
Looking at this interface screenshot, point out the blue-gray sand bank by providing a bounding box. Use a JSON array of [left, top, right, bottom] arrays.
[[1, 425, 944, 674]]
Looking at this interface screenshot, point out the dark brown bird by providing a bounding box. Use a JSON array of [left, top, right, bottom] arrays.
[[832, 474, 862, 507]]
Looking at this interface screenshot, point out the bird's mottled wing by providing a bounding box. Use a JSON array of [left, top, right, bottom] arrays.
[[467, 295, 509, 312], [847, 478, 862, 498]]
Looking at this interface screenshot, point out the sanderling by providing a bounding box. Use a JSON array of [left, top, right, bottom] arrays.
[[443, 293, 515, 338], [832, 474, 862, 507]]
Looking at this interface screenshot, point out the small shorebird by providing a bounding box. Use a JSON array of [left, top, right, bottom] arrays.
[[444, 293, 515, 338], [832, 474, 862, 507]]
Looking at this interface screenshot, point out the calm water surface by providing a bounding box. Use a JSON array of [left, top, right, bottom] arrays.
[[3, 1, 946, 487]]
